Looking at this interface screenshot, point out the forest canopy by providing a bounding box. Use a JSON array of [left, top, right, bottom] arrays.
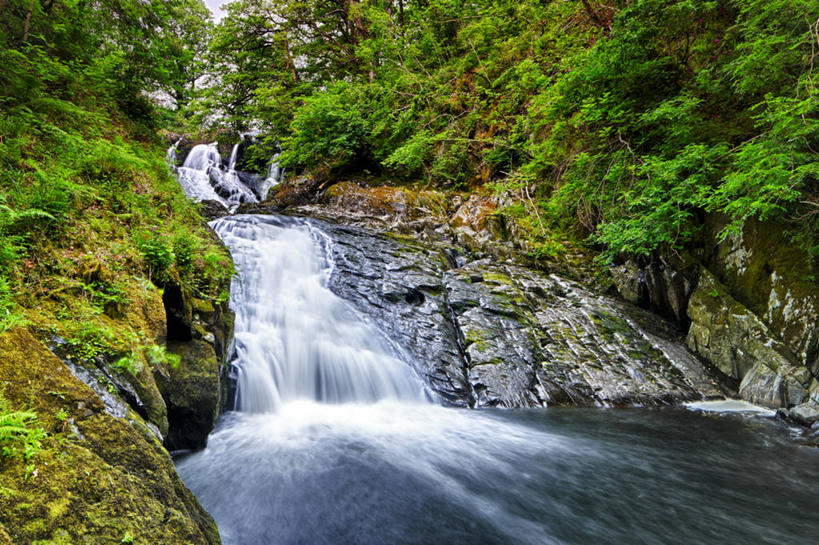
[[192, 0, 819, 261], [2, 0, 818, 286]]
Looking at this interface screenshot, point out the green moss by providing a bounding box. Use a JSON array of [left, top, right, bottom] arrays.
[[0, 329, 220, 545]]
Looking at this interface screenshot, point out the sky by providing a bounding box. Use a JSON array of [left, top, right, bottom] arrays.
[[204, 0, 228, 21]]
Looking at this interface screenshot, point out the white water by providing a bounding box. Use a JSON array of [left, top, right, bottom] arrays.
[[176, 143, 230, 206], [174, 143, 257, 211], [213, 215, 428, 412], [227, 143, 240, 171], [257, 155, 283, 201], [168, 140, 284, 208], [685, 399, 777, 417]]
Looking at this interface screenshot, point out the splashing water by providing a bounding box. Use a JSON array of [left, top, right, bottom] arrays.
[[173, 143, 258, 211], [213, 215, 428, 412]]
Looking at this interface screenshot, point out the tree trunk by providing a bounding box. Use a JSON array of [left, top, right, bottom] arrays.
[[23, 0, 35, 42]]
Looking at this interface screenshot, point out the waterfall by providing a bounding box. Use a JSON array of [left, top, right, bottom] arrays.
[[213, 214, 428, 412], [227, 143, 240, 171], [172, 142, 258, 211], [176, 212, 819, 545], [165, 137, 182, 165], [176, 143, 229, 206], [257, 155, 283, 201]]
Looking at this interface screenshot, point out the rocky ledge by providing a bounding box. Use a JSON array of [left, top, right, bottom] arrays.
[[321, 220, 720, 408], [231, 177, 722, 408]]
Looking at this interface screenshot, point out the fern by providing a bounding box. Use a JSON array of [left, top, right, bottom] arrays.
[[0, 396, 45, 460]]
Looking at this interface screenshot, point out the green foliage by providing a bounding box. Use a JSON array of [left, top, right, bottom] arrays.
[[146, 344, 182, 370], [203, 0, 819, 262], [0, 395, 45, 461], [281, 82, 376, 170], [111, 354, 143, 376], [136, 231, 176, 283], [62, 321, 118, 363]]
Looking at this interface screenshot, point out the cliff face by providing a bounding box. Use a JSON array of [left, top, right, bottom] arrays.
[[611, 217, 819, 428], [0, 170, 233, 543], [0, 325, 225, 545]]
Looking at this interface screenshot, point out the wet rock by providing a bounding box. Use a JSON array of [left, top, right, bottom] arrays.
[[610, 256, 698, 324], [197, 199, 229, 219], [703, 217, 819, 377], [157, 284, 233, 450], [158, 339, 221, 451], [0, 329, 220, 545], [319, 219, 720, 408], [686, 268, 809, 408]]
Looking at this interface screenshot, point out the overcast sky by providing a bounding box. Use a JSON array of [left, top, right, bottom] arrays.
[[204, 0, 228, 21]]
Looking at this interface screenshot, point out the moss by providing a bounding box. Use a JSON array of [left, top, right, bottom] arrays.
[[482, 271, 514, 286], [0, 329, 219, 544]]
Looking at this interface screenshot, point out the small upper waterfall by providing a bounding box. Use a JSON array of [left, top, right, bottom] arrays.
[[227, 143, 240, 171], [169, 139, 283, 212], [213, 214, 428, 413], [176, 143, 231, 207], [257, 155, 283, 201]]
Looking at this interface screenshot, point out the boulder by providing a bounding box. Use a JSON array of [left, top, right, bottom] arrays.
[[321, 219, 720, 408], [0, 329, 220, 545]]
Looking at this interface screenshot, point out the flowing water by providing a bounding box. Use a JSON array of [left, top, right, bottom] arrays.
[[176, 215, 819, 545], [170, 142, 283, 210]]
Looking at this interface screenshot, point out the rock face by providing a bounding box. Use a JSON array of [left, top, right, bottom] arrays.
[[687, 269, 811, 408], [0, 329, 220, 545], [611, 216, 819, 420], [261, 176, 818, 423], [321, 221, 720, 408], [155, 279, 233, 452]]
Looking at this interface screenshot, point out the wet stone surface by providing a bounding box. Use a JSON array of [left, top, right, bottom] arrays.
[[320, 220, 721, 408]]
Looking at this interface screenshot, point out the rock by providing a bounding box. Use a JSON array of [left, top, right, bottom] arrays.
[[449, 195, 503, 249], [319, 218, 720, 408], [686, 268, 809, 408], [610, 256, 698, 323], [157, 282, 233, 450], [789, 401, 819, 427], [703, 217, 819, 376], [158, 339, 221, 451], [0, 329, 219, 545], [198, 199, 229, 219]]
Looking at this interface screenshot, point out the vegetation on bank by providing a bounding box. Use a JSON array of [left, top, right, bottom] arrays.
[[0, 3, 228, 542], [198, 0, 819, 263], [0, 0, 231, 333]]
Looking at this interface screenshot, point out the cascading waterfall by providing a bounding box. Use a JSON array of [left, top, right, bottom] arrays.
[[227, 143, 240, 171], [176, 210, 819, 545], [169, 140, 282, 211], [213, 214, 427, 412], [257, 155, 283, 201], [175, 143, 231, 206]]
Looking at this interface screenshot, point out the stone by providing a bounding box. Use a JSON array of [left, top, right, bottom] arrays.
[[318, 217, 720, 409], [687, 268, 808, 408], [0, 329, 219, 545], [158, 339, 221, 451]]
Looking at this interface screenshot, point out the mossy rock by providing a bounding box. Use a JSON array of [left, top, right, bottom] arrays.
[[0, 329, 219, 545], [686, 268, 807, 408], [157, 340, 221, 451], [704, 216, 819, 371]]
